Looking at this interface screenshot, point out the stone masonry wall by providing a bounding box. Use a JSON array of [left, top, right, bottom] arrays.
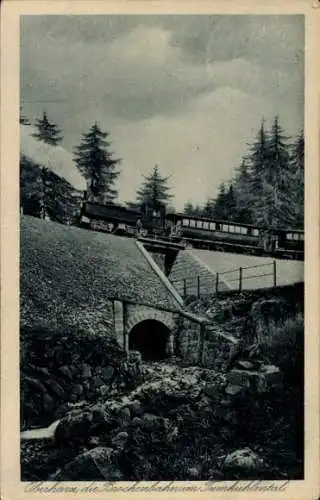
[[174, 316, 237, 371], [169, 250, 229, 297]]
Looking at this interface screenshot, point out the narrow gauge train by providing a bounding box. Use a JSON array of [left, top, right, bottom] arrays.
[[79, 200, 166, 237], [165, 212, 304, 260], [79, 200, 304, 260]]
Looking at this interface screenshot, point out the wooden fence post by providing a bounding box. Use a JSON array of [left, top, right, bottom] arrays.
[[215, 273, 219, 294], [197, 275, 200, 298], [273, 260, 277, 287], [239, 267, 243, 292]]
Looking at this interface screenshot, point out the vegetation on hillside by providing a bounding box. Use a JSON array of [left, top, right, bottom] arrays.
[[20, 155, 79, 224], [183, 117, 304, 230]]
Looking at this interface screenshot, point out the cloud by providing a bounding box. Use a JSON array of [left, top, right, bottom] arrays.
[[20, 15, 304, 209], [108, 25, 176, 68], [109, 85, 302, 210]]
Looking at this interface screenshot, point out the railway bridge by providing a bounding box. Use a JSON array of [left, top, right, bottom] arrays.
[[21, 216, 302, 366]]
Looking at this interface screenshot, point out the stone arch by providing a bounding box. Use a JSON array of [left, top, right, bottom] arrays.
[[125, 305, 175, 334], [125, 305, 176, 360], [129, 319, 171, 361]]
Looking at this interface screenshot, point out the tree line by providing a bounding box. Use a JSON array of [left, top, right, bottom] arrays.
[[184, 116, 304, 230], [20, 110, 303, 230], [20, 109, 174, 224]]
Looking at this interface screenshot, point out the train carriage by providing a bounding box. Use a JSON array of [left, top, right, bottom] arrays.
[[79, 198, 304, 260], [165, 212, 304, 260]]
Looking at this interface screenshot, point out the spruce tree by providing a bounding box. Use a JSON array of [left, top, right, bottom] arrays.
[[193, 204, 203, 217], [265, 116, 293, 227], [73, 123, 120, 204], [32, 111, 63, 146], [184, 201, 195, 215], [290, 131, 304, 228], [233, 158, 253, 223], [212, 183, 228, 220], [224, 184, 237, 220], [136, 165, 173, 209], [246, 120, 270, 227], [202, 198, 215, 217]]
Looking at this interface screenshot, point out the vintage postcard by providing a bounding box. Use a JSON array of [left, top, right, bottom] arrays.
[[1, 1, 319, 499]]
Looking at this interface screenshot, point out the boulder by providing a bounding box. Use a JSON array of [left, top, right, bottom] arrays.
[[80, 363, 92, 379], [235, 360, 255, 370], [101, 366, 114, 382], [203, 384, 217, 398], [50, 447, 123, 481], [187, 466, 201, 479], [111, 431, 129, 450], [127, 400, 143, 417], [99, 384, 109, 397], [92, 375, 105, 389], [55, 402, 73, 419], [24, 376, 47, 394], [42, 392, 55, 413], [54, 409, 93, 446], [58, 365, 74, 381], [260, 364, 282, 385], [91, 404, 112, 426], [139, 413, 161, 431], [221, 447, 267, 475], [225, 384, 245, 396], [226, 369, 259, 389], [44, 379, 66, 398], [115, 406, 131, 425], [70, 383, 84, 397]]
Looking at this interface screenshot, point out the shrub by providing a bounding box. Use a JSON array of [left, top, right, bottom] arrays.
[[259, 312, 304, 383]]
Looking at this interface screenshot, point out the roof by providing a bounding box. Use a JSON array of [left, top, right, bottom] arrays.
[[20, 216, 181, 332]]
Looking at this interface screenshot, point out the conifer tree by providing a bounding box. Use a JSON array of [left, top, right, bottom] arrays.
[[32, 111, 63, 145], [264, 116, 293, 227], [233, 158, 253, 223], [202, 198, 215, 218], [73, 123, 121, 204], [193, 204, 203, 217], [224, 184, 237, 219], [136, 165, 173, 209], [212, 183, 228, 220], [290, 131, 304, 228], [183, 201, 195, 215], [247, 120, 269, 222]]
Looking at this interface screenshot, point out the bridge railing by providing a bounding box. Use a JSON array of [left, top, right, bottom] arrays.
[[171, 260, 277, 297]]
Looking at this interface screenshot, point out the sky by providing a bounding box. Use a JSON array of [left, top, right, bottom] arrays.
[[20, 15, 304, 210]]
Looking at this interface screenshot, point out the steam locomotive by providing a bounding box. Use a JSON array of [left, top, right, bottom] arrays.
[[79, 199, 304, 260]]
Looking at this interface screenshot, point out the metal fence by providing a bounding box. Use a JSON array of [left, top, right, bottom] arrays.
[[171, 260, 277, 297]]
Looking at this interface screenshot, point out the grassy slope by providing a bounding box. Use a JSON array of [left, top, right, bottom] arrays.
[[20, 216, 179, 331]]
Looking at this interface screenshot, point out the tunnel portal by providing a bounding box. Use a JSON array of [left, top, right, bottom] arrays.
[[129, 319, 170, 361]]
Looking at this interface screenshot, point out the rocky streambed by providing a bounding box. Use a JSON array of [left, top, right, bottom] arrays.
[[21, 359, 300, 481]]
